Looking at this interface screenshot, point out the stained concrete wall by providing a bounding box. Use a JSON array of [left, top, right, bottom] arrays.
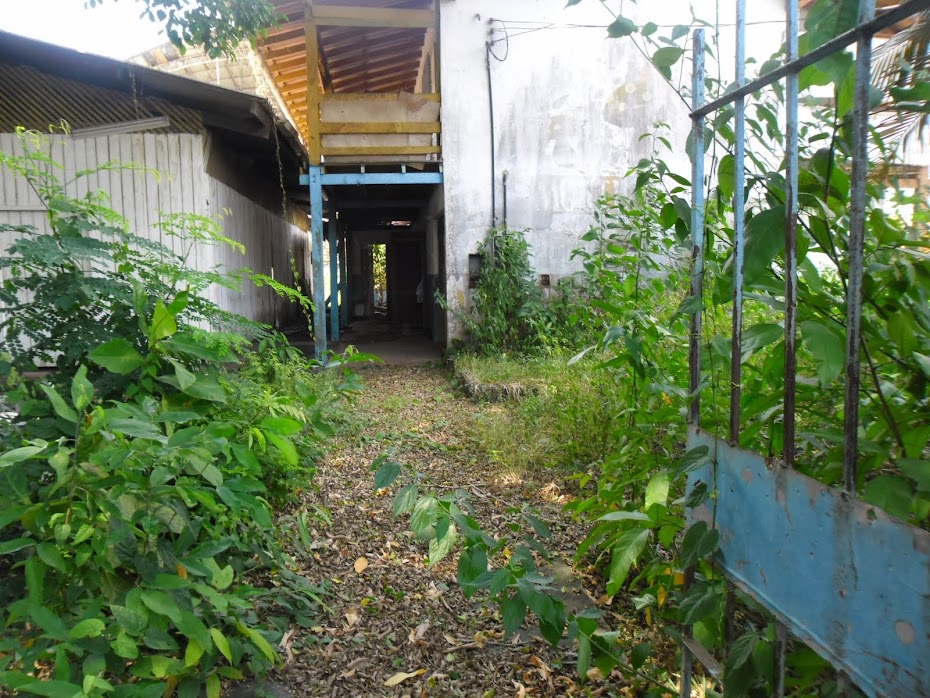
[[438, 0, 694, 340]]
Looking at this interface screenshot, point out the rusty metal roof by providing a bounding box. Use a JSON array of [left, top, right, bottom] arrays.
[[0, 30, 306, 164]]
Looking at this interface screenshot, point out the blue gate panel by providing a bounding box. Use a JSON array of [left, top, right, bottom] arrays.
[[687, 428, 930, 698]]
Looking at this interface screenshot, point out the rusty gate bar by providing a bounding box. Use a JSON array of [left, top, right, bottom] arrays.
[[691, 0, 930, 121], [682, 0, 930, 695], [682, 28, 706, 697], [843, 0, 876, 496], [687, 29, 707, 428], [784, 0, 800, 471], [728, 0, 746, 445]]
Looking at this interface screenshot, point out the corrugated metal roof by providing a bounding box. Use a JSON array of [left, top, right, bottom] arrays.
[[0, 62, 203, 134], [0, 30, 306, 164]]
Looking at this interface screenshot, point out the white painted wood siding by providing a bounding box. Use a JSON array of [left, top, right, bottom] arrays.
[[0, 132, 310, 346]]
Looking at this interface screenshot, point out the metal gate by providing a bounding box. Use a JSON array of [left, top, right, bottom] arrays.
[[683, 1, 930, 696]]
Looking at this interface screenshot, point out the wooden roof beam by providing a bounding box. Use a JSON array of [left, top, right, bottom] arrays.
[[313, 6, 435, 28]]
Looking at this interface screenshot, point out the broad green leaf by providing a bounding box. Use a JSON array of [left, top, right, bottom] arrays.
[[456, 545, 487, 598], [718, 153, 735, 200], [596, 510, 650, 523], [0, 674, 83, 698], [176, 611, 211, 651], [210, 628, 233, 663], [800, 320, 845, 386], [212, 564, 234, 591], [428, 519, 457, 566], [501, 594, 526, 637], [242, 626, 277, 663], [199, 464, 224, 488], [0, 444, 47, 468], [576, 633, 592, 678], [652, 46, 684, 68], [40, 385, 77, 423], [265, 432, 298, 466], [182, 376, 226, 403], [393, 484, 419, 517], [111, 632, 140, 659], [259, 416, 302, 436], [606, 527, 650, 596], [606, 16, 637, 38], [0, 537, 35, 555], [744, 205, 786, 282], [862, 475, 913, 521], [168, 359, 196, 391], [69, 618, 105, 639], [88, 338, 144, 375], [645, 472, 670, 509], [206, 674, 221, 698], [410, 496, 438, 538], [900, 460, 930, 492], [71, 365, 93, 411], [110, 603, 147, 636], [141, 589, 181, 623], [150, 300, 178, 343], [373, 459, 402, 490], [680, 521, 720, 568], [185, 638, 206, 667], [106, 419, 166, 442], [36, 542, 66, 572]]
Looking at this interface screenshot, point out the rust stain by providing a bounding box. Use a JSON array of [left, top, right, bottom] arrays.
[[895, 620, 916, 646], [741, 467, 753, 484]]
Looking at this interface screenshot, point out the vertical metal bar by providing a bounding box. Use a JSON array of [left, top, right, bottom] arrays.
[[309, 165, 327, 359], [340, 230, 349, 327], [329, 216, 340, 344], [784, 0, 800, 469], [687, 28, 707, 428], [774, 621, 788, 697], [843, 0, 875, 496], [729, 0, 747, 445], [682, 33, 706, 698]]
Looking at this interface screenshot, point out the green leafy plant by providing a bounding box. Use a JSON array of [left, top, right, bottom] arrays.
[[0, 130, 348, 696]]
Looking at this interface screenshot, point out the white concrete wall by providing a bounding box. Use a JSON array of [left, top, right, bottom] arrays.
[[439, 0, 694, 338], [0, 132, 309, 345]]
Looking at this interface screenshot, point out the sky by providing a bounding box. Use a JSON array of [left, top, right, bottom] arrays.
[[0, 0, 167, 59]]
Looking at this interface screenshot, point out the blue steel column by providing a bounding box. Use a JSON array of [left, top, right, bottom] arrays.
[[328, 216, 340, 344], [843, 0, 875, 493], [687, 29, 707, 426], [309, 165, 327, 358], [339, 232, 349, 327]]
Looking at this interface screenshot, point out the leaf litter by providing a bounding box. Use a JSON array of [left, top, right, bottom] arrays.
[[270, 364, 670, 697]]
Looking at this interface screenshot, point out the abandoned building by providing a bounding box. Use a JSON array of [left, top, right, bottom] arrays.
[[0, 0, 820, 357]]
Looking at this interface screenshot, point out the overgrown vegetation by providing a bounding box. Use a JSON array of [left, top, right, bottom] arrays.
[[0, 131, 357, 697], [382, 2, 930, 695]]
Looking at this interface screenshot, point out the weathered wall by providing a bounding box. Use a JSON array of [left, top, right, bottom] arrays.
[[0, 132, 309, 344], [438, 0, 692, 339]]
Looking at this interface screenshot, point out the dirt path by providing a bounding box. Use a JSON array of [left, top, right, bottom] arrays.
[[273, 364, 651, 697]]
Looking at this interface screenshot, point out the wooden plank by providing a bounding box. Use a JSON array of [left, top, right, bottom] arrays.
[[143, 134, 159, 241], [0, 134, 17, 208], [119, 135, 135, 233], [166, 134, 183, 255], [305, 3, 322, 165], [131, 134, 147, 238], [313, 6, 435, 29], [321, 145, 441, 156], [320, 121, 440, 135], [322, 92, 440, 102]]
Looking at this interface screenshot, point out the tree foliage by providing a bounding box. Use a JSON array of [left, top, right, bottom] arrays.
[[85, 0, 282, 58]]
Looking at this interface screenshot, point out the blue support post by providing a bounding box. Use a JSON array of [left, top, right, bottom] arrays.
[[339, 232, 349, 327], [309, 166, 327, 358], [328, 216, 340, 344]]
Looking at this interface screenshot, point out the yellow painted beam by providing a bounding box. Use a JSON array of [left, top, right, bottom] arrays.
[[322, 92, 441, 102], [321, 121, 441, 135], [321, 145, 442, 156], [305, 1, 322, 165], [312, 6, 436, 28]]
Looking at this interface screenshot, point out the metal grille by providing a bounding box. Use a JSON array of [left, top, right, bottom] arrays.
[[683, 1, 930, 696]]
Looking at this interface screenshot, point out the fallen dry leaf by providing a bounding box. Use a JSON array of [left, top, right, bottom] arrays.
[[383, 669, 426, 687], [354, 557, 369, 574], [344, 608, 360, 628]]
